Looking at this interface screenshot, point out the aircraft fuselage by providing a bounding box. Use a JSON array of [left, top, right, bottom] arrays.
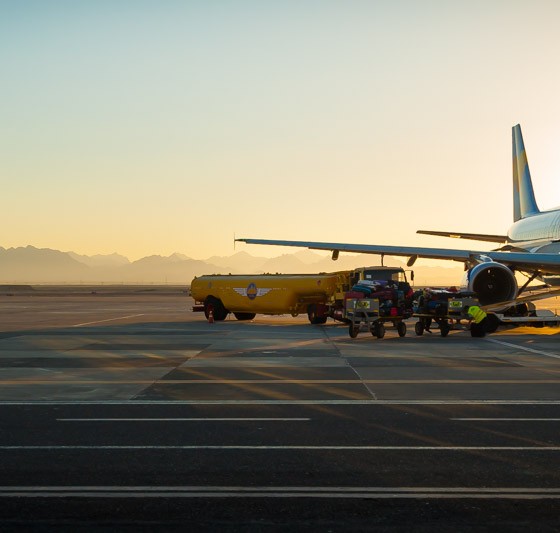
[[507, 207, 560, 252]]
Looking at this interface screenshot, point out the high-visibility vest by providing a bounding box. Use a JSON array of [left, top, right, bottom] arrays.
[[468, 306, 487, 324]]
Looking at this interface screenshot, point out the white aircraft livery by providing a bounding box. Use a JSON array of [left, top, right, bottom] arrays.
[[237, 125, 560, 307]]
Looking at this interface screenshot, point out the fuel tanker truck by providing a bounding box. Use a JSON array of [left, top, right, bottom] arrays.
[[190, 266, 413, 324]]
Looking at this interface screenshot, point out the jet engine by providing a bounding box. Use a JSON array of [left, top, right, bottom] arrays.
[[463, 262, 518, 305]]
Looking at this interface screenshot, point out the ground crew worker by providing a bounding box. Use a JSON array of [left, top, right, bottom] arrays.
[[468, 305, 488, 337], [416, 289, 432, 331]]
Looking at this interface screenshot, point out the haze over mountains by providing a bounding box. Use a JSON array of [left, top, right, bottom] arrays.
[[0, 246, 464, 286]]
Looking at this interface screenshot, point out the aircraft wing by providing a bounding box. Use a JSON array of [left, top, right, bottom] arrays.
[[416, 230, 507, 243], [235, 238, 560, 275]]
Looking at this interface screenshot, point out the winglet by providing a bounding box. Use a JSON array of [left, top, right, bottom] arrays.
[[512, 124, 540, 221]]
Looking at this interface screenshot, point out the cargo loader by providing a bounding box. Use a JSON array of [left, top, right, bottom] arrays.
[[489, 302, 560, 329]]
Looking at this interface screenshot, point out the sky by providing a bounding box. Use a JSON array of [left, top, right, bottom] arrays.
[[2, 0, 560, 262]]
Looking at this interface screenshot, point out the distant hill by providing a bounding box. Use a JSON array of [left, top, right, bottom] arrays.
[[0, 246, 228, 284], [0, 245, 464, 286], [205, 251, 270, 272], [0, 246, 91, 283], [67, 252, 130, 267]]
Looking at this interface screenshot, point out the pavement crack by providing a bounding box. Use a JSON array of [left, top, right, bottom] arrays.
[[321, 326, 377, 400]]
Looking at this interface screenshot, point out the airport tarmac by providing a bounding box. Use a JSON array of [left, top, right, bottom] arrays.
[[0, 287, 559, 531]]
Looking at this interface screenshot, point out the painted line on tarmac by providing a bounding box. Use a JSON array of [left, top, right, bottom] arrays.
[[4, 379, 560, 385], [1, 445, 559, 451], [452, 418, 560, 421], [71, 314, 145, 327], [485, 338, 560, 360], [0, 486, 559, 499], [2, 400, 560, 405], [57, 418, 311, 422]]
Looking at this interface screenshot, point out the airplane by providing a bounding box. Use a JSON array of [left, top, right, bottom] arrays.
[[236, 124, 560, 309]]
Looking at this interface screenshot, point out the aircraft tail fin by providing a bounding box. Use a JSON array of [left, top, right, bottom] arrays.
[[512, 124, 540, 221]]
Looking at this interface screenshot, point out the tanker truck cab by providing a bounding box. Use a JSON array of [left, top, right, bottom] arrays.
[[351, 266, 413, 287], [324, 266, 414, 324]]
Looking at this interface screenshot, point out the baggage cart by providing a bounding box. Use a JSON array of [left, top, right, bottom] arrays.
[[413, 290, 479, 337], [344, 298, 408, 339]]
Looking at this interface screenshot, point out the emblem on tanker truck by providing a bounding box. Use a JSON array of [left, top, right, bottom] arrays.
[[233, 283, 272, 300]]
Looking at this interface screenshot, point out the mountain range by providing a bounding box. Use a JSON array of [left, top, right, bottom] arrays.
[[0, 246, 464, 286]]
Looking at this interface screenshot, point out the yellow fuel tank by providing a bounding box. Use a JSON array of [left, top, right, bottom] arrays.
[[190, 273, 344, 316]]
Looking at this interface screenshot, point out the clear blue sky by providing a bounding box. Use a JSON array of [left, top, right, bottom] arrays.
[[2, 0, 560, 259]]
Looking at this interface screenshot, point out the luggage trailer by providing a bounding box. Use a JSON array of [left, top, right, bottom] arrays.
[[344, 297, 410, 339], [413, 293, 479, 337]]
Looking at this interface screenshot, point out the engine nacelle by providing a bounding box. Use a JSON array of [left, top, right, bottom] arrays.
[[462, 262, 518, 305]]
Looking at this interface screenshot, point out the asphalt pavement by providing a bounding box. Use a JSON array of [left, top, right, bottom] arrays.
[[0, 288, 559, 531]]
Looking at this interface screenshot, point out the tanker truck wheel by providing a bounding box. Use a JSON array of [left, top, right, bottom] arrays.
[[233, 312, 256, 321], [307, 304, 328, 325], [204, 296, 229, 321]]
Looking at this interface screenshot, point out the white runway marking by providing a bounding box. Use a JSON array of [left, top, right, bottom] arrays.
[[57, 418, 311, 422], [2, 399, 560, 405], [452, 418, 560, 421], [485, 338, 560, 360], [0, 486, 558, 499], [6, 379, 560, 385], [71, 314, 145, 327], [1, 445, 559, 451]]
